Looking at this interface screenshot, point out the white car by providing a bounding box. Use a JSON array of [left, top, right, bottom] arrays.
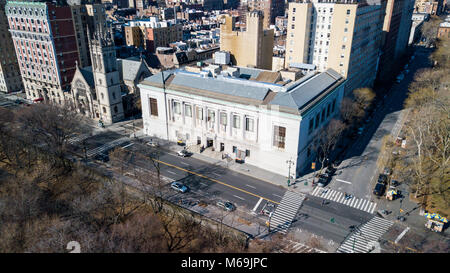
[[177, 149, 191, 157], [147, 141, 159, 147]]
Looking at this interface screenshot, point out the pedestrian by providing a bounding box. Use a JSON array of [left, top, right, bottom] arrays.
[[322, 200, 326, 206]]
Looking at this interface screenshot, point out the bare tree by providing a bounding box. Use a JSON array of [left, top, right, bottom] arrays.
[[314, 119, 347, 173]]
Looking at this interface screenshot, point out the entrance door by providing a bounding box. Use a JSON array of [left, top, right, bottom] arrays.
[[220, 142, 224, 152], [206, 138, 213, 148]]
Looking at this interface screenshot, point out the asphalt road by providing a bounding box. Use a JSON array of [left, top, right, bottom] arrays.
[[328, 46, 433, 201]]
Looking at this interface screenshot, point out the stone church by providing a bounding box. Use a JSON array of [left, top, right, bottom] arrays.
[[69, 24, 151, 124]]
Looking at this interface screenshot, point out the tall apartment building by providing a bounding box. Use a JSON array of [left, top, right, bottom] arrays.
[[220, 12, 274, 70], [0, 0, 23, 93], [378, 0, 415, 81], [285, 0, 386, 96], [124, 18, 183, 53], [70, 3, 107, 68], [246, 0, 286, 29], [6, 0, 80, 104], [415, 0, 444, 14]]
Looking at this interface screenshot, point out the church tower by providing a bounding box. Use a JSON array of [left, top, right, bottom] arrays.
[[88, 24, 124, 124]]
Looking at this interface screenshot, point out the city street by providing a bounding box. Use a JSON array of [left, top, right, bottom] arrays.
[[326, 46, 434, 202]]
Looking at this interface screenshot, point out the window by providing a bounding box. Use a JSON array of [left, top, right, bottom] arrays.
[[346, 9, 350, 15], [233, 115, 240, 129], [314, 113, 320, 129], [344, 28, 348, 32], [273, 126, 286, 149], [220, 112, 227, 125], [308, 119, 314, 134], [207, 110, 215, 122], [114, 106, 118, 113], [293, 8, 296, 13], [342, 45, 346, 49], [245, 149, 250, 157], [321, 108, 326, 122], [196, 107, 203, 120], [327, 104, 331, 117], [173, 101, 181, 114], [185, 104, 192, 117], [332, 99, 336, 113], [149, 97, 158, 116], [245, 117, 254, 132]]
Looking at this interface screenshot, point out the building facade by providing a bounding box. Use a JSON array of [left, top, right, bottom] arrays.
[[438, 21, 450, 38], [220, 12, 274, 70], [124, 18, 183, 53], [6, 0, 79, 103], [378, 0, 415, 82], [415, 0, 444, 14], [284, 0, 386, 95], [70, 3, 107, 68], [0, 0, 22, 93], [246, 0, 286, 29], [139, 65, 345, 177]]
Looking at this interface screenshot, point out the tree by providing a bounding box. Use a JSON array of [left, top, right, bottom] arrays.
[[314, 119, 347, 173], [15, 103, 91, 170], [421, 16, 441, 44], [353, 87, 375, 110], [340, 97, 364, 125]]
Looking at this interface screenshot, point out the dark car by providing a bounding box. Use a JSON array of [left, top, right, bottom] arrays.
[[373, 183, 386, 196], [325, 166, 336, 176], [94, 153, 109, 162], [317, 173, 331, 187], [377, 174, 388, 184], [216, 201, 236, 212]]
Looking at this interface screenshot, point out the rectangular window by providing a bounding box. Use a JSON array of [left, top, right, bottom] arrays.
[[273, 126, 286, 149], [233, 115, 240, 129], [149, 98, 158, 116], [346, 9, 350, 15], [309, 119, 314, 134], [245, 117, 254, 132], [207, 110, 215, 122], [185, 104, 192, 117], [173, 101, 181, 114], [332, 99, 336, 113], [220, 112, 227, 125], [315, 114, 320, 129], [245, 149, 250, 157], [232, 146, 237, 153], [327, 104, 331, 117], [321, 108, 326, 122], [196, 107, 203, 120]]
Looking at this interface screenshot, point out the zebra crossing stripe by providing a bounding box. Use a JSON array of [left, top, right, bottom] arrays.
[[310, 187, 377, 214]]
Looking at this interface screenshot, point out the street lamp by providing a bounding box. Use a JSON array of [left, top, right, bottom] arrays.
[[286, 158, 294, 186]]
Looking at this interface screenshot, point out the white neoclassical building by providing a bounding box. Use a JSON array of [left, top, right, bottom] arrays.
[[139, 65, 345, 177]]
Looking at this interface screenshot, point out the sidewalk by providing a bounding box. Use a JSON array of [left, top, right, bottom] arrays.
[[135, 129, 316, 196]]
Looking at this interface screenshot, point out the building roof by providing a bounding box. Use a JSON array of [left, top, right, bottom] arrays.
[[117, 58, 147, 82], [141, 67, 344, 116], [269, 69, 343, 113], [79, 67, 95, 88]]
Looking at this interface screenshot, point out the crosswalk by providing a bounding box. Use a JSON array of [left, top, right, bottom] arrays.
[[310, 187, 377, 214], [269, 191, 306, 234], [86, 137, 129, 157], [67, 133, 91, 145], [337, 216, 394, 253], [279, 239, 326, 253]]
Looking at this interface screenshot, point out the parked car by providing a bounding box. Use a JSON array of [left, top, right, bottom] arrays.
[[325, 166, 336, 176], [216, 201, 236, 211], [377, 174, 388, 184], [94, 153, 109, 162], [317, 173, 331, 187], [261, 203, 275, 216], [396, 73, 404, 83], [383, 167, 392, 176], [171, 182, 189, 193], [177, 149, 191, 157], [373, 183, 386, 196], [147, 141, 159, 147], [357, 127, 365, 135], [391, 179, 400, 187]]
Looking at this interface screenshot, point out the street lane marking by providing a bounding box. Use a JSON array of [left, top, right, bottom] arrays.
[[272, 193, 283, 199], [336, 179, 352, 184], [233, 195, 245, 201], [252, 198, 263, 212], [121, 143, 134, 149], [154, 158, 280, 205], [167, 170, 177, 175], [180, 162, 189, 166], [394, 227, 410, 244], [246, 184, 256, 189]]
